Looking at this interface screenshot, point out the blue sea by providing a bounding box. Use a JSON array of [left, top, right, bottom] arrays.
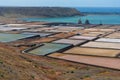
[[23, 7, 120, 24], [76, 7, 120, 14]]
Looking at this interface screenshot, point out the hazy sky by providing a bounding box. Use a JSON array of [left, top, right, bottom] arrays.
[[0, 0, 120, 7]]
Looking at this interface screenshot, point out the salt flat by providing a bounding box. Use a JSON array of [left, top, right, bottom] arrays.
[[96, 38, 120, 43], [105, 32, 120, 39], [53, 39, 87, 46], [64, 47, 120, 57], [69, 35, 97, 40], [82, 41, 120, 49], [48, 53, 120, 70]]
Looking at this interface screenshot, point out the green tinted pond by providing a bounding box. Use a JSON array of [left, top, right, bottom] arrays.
[[22, 32, 54, 37], [0, 33, 35, 42], [28, 43, 72, 55]]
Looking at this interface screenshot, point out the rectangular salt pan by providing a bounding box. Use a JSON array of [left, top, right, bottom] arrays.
[[48, 53, 120, 70], [96, 38, 120, 43], [81, 33, 101, 37], [0, 26, 26, 31], [53, 39, 87, 46], [22, 32, 54, 37], [105, 32, 120, 39], [22, 27, 55, 32], [82, 41, 120, 49], [28, 43, 72, 55], [84, 28, 115, 32], [64, 47, 120, 57], [0, 33, 35, 42], [69, 35, 97, 40]]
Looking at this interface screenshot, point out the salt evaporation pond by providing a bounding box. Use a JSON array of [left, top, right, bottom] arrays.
[[0, 33, 35, 42], [22, 32, 54, 37], [28, 43, 72, 55]]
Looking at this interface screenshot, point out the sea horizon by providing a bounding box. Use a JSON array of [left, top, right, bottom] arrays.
[[21, 7, 120, 25], [76, 7, 120, 14]]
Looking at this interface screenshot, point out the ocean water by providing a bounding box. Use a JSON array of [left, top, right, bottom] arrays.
[[76, 7, 120, 14], [22, 7, 120, 24]]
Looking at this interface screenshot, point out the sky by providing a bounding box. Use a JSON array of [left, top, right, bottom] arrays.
[[0, 0, 120, 7]]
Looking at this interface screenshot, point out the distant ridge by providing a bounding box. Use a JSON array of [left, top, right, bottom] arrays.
[[0, 7, 83, 18]]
